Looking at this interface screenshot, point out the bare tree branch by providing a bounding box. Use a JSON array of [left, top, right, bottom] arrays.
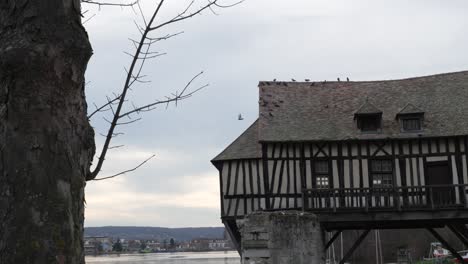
[[81, 0, 139, 7], [149, 0, 244, 32], [88, 0, 166, 180], [119, 72, 207, 119], [88, 95, 121, 119], [92, 154, 155, 181], [87, 0, 242, 181]]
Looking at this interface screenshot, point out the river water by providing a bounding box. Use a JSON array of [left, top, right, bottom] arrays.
[[85, 251, 241, 264]]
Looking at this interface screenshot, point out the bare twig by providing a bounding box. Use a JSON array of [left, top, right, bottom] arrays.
[[119, 73, 207, 119], [108, 145, 125, 149], [81, 0, 139, 7], [116, 117, 142, 125], [92, 154, 156, 181], [83, 13, 97, 24], [88, 95, 121, 119]]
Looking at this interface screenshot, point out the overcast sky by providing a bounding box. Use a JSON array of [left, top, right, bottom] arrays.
[[82, 0, 468, 227]]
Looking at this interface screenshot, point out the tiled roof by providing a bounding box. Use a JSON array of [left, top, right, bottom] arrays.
[[259, 71, 468, 141], [397, 103, 425, 116], [212, 120, 261, 161], [213, 71, 468, 160]]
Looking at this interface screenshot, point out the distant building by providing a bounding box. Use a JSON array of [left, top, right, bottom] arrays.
[[177, 241, 191, 250], [190, 238, 232, 251], [146, 240, 162, 251], [208, 239, 230, 250], [84, 236, 113, 255], [127, 240, 142, 252]]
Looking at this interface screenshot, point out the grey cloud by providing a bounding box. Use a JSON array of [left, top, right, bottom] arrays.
[[84, 0, 468, 227]]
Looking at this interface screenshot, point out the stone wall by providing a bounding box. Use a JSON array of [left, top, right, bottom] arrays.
[[238, 211, 324, 264]]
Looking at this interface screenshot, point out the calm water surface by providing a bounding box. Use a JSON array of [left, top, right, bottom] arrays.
[[85, 251, 240, 264]]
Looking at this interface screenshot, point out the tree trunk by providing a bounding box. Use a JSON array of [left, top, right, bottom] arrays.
[[0, 1, 94, 263]]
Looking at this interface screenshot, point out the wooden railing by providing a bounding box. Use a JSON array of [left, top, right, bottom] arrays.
[[302, 184, 468, 212]]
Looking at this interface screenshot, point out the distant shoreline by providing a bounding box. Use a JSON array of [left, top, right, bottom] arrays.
[[86, 250, 238, 257]]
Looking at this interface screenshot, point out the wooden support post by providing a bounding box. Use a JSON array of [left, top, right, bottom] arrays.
[[339, 229, 371, 264], [262, 144, 271, 210], [427, 228, 466, 263], [448, 224, 468, 248], [299, 143, 307, 211], [455, 137, 466, 206], [324, 230, 342, 250]]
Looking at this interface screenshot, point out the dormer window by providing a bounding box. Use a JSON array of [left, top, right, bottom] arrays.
[[358, 115, 382, 132], [355, 100, 382, 133], [397, 104, 424, 132], [401, 117, 422, 131]]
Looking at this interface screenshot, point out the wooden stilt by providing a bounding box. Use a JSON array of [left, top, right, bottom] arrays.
[[339, 229, 371, 264]]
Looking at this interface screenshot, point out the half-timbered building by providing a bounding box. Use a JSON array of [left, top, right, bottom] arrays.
[[211, 71, 468, 262]]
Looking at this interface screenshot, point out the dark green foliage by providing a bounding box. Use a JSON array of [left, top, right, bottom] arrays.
[[112, 241, 123, 252], [140, 242, 147, 250], [170, 238, 175, 249]]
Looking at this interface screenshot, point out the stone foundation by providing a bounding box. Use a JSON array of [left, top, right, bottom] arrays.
[[238, 211, 324, 264]]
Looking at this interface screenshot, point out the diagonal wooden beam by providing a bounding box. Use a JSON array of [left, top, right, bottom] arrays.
[[372, 141, 390, 156], [448, 224, 468, 248], [427, 228, 466, 264], [223, 219, 241, 255], [314, 142, 328, 157], [325, 230, 342, 250], [339, 229, 371, 264]]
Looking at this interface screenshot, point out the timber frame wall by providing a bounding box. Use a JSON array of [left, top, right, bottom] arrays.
[[215, 136, 468, 220]]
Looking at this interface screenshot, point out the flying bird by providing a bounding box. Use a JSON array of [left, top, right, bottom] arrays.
[[273, 78, 277, 82], [238, 114, 244, 120]]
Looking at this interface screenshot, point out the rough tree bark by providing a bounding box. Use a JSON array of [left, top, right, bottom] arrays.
[[0, 0, 94, 263]]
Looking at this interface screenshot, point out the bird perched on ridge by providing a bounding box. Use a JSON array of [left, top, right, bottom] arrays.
[[337, 78, 341, 82], [291, 78, 296, 82], [238, 114, 244, 120], [347, 77, 350, 82], [305, 79, 310, 82]]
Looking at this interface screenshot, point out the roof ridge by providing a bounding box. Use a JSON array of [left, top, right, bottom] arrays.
[[258, 70, 468, 86]]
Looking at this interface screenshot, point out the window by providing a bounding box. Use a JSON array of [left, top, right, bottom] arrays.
[[354, 100, 382, 133], [402, 118, 421, 131], [314, 160, 330, 188], [356, 114, 382, 132], [370, 160, 393, 187], [396, 104, 424, 132]]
